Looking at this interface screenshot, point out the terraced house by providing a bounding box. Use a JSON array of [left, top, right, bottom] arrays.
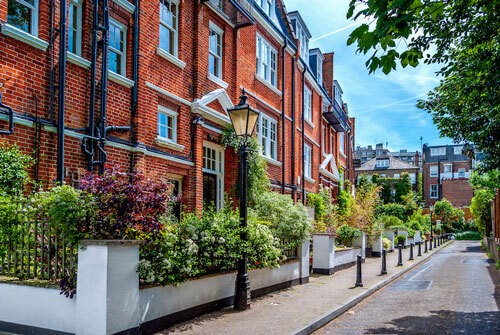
[[0, 0, 355, 212]]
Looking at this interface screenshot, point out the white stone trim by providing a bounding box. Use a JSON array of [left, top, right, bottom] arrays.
[[304, 176, 315, 184], [145, 81, 192, 106], [305, 118, 315, 129], [261, 155, 282, 167], [113, 0, 135, 13], [157, 47, 187, 69], [1, 24, 48, 51], [155, 136, 185, 152], [202, 123, 223, 134], [243, 86, 282, 115], [108, 70, 135, 88], [67, 52, 91, 69], [255, 73, 282, 96], [207, 73, 229, 89]]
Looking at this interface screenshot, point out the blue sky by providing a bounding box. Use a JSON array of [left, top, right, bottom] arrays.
[[284, 0, 454, 153]]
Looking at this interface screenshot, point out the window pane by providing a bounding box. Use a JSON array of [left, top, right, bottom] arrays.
[[209, 54, 216, 76], [159, 25, 171, 52], [8, 1, 32, 33]]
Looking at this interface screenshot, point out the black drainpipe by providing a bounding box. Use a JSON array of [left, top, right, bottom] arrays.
[[86, 0, 100, 171], [98, 0, 110, 175], [130, 0, 140, 171], [56, 0, 68, 183], [290, 57, 296, 200], [301, 63, 306, 204], [280, 41, 286, 194]]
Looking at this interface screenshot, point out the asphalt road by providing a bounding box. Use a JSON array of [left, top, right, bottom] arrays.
[[314, 241, 500, 335]]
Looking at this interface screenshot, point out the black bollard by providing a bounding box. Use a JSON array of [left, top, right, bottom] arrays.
[[434, 236, 437, 248], [424, 239, 428, 253], [409, 243, 414, 260], [381, 249, 387, 275], [397, 245, 403, 266], [355, 255, 363, 287], [430, 237, 433, 250], [418, 241, 422, 257]]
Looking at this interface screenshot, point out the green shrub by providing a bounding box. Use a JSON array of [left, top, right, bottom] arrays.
[[251, 191, 310, 251], [0, 144, 33, 196], [454, 231, 482, 240], [336, 224, 361, 246], [379, 215, 403, 229], [307, 192, 327, 223], [382, 236, 392, 250], [377, 203, 407, 221], [395, 234, 406, 246]]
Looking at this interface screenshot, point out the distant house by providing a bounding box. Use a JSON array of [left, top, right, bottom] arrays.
[[355, 155, 420, 192], [422, 144, 474, 208]]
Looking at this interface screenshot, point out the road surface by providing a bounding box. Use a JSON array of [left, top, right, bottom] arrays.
[[314, 241, 500, 335]]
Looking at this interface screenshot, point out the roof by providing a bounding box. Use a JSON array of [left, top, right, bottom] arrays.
[[356, 156, 419, 172]]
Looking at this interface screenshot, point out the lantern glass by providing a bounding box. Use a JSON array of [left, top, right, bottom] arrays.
[[228, 105, 259, 137]]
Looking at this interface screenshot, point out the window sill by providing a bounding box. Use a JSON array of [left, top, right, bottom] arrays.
[[207, 73, 228, 89], [305, 118, 315, 128], [67, 52, 91, 69], [157, 48, 186, 69], [155, 137, 185, 152], [1, 24, 48, 51], [114, 0, 135, 13], [255, 73, 282, 96], [108, 71, 135, 88], [304, 176, 315, 184], [261, 155, 282, 167]]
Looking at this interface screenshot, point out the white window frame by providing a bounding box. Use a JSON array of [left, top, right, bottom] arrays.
[[299, 27, 309, 61], [321, 125, 325, 155], [443, 164, 452, 173], [258, 0, 275, 18], [203, 142, 225, 209], [208, 22, 223, 79], [329, 130, 333, 155], [430, 165, 438, 177], [430, 184, 438, 199], [304, 86, 312, 122], [339, 132, 345, 155], [7, 0, 39, 36], [334, 84, 343, 108], [68, 0, 83, 55], [256, 35, 278, 87], [393, 173, 400, 179], [453, 146, 463, 155], [109, 19, 127, 76], [430, 147, 446, 156], [159, 0, 179, 56], [256, 114, 278, 161], [210, 0, 223, 9], [157, 106, 178, 143], [304, 144, 312, 179], [458, 168, 466, 178], [376, 159, 389, 168]]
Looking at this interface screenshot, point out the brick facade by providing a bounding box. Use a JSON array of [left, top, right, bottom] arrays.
[[0, 0, 355, 212]]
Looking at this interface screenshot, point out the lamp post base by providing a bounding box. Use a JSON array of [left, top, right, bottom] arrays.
[[234, 273, 251, 310]]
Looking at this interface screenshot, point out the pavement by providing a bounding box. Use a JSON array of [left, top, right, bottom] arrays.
[[158, 239, 452, 335]]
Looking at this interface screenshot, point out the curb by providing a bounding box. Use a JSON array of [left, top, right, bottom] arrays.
[[293, 241, 453, 335]]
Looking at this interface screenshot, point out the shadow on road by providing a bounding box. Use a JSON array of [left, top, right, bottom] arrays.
[[460, 245, 483, 253], [364, 310, 500, 334]]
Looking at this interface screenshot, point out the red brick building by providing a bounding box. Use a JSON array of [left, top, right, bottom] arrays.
[[422, 144, 473, 208], [0, 0, 355, 212]]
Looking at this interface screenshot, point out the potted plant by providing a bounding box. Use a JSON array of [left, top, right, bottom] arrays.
[[395, 234, 406, 247]]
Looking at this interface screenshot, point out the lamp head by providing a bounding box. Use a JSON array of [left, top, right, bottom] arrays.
[[228, 88, 260, 138]]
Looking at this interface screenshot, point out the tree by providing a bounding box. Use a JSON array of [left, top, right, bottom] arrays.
[[469, 169, 499, 234], [433, 198, 464, 233], [347, 0, 500, 171]]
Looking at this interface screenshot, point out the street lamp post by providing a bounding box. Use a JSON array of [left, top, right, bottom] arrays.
[[429, 205, 434, 250], [228, 88, 260, 311]]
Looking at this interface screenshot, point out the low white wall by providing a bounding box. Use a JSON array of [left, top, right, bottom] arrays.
[[334, 247, 361, 267], [414, 231, 422, 243], [312, 234, 335, 271], [0, 283, 76, 334], [352, 232, 366, 258], [139, 261, 300, 324], [370, 233, 383, 254]]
